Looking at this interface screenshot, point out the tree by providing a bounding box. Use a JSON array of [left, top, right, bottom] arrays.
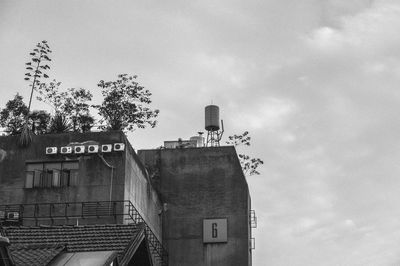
[[0, 94, 29, 135], [76, 114, 94, 133], [29, 110, 51, 135], [19, 40, 52, 146], [48, 113, 71, 133], [94, 74, 159, 131], [63, 88, 94, 132], [24, 40, 51, 115], [0, 95, 50, 136], [226, 131, 264, 176], [36, 80, 65, 110], [226, 131, 251, 146], [37, 80, 94, 133]]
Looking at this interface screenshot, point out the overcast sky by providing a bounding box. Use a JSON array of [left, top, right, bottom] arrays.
[[2, 0, 400, 265]]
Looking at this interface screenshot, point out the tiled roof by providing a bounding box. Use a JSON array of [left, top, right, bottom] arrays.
[[9, 244, 64, 266], [3, 223, 146, 266]]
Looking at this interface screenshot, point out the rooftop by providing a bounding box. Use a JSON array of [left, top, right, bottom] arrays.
[[2, 223, 151, 266]]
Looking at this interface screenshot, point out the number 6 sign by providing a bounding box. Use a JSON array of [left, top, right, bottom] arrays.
[[203, 218, 227, 243]]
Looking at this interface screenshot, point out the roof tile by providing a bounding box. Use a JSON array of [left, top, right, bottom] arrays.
[[3, 223, 144, 266]]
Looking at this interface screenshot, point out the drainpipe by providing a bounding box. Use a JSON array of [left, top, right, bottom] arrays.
[[98, 154, 115, 215]]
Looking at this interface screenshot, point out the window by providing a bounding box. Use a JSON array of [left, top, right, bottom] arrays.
[[25, 161, 79, 188]]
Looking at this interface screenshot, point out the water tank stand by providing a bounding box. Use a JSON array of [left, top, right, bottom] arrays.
[[206, 120, 224, 147]]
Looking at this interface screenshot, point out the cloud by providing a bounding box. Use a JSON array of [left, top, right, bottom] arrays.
[[3, 0, 400, 265], [194, 53, 249, 88], [230, 97, 295, 131], [306, 0, 400, 55]]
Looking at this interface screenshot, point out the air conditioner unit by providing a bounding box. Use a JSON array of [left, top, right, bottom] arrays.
[[114, 143, 125, 151], [60, 146, 72, 154], [46, 147, 58, 154], [88, 145, 99, 153], [101, 144, 112, 153], [7, 212, 19, 220], [74, 145, 85, 154]]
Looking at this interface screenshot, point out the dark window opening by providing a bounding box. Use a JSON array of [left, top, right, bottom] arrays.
[[25, 161, 79, 188]]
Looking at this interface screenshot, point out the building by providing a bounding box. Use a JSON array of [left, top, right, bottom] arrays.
[[0, 131, 255, 265]]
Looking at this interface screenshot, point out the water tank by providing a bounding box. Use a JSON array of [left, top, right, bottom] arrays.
[[190, 136, 204, 147], [205, 105, 220, 131]]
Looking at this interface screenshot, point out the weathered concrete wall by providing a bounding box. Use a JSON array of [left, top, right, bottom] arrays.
[[124, 142, 162, 240], [138, 146, 251, 266], [0, 131, 162, 235], [0, 132, 125, 206]]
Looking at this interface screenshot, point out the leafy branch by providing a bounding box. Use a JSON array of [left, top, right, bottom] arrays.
[[24, 40, 51, 112], [226, 131, 264, 176], [36, 80, 94, 133], [94, 74, 159, 132], [18, 40, 52, 146]]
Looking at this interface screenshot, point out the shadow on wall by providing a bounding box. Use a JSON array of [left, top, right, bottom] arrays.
[[0, 149, 6, 162]]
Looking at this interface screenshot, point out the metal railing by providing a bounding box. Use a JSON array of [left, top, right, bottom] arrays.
[[250, 210, 257, 228], [0, 200, 168, 266], [249, 210, 257, 251], [126, 201, 168, 266], [250, 237, 255, 250]]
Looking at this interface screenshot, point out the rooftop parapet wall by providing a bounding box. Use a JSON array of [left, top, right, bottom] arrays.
[[138, 146, 250, 201]]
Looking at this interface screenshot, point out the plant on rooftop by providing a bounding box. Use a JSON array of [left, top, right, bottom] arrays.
[[226, 131, 264, 176], [37, 80, 94, 133], [0, 94, 29, 135], [63, 88, 94, 132], [24, 40, 52, 109], [48, 113, 72, 133], [0, 94, 51, 136], [94, 74, 159, 132], [19, 40, 52, 146], [28, 110, 51, 135]]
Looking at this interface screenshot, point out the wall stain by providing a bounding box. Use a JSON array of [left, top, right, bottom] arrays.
[[0, 149, 6, 162], [68, 140, 99, 146]]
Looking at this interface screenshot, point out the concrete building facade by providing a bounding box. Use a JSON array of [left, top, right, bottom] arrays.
[[0, 131, 161, 238], [139, 147, 252, 266], [0, 131, 253, 266]]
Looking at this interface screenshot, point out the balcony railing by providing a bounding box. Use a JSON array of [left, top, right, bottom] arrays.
[[250, 209, 257, 228], [0, 200, 168, 266]]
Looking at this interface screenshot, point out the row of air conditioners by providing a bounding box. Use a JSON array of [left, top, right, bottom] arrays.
[[46, 143, 125, 155], [0, 211, 19, 220]]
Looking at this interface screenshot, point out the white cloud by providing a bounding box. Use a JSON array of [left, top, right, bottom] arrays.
[[344, 219, 356, 227], [307, 26, 345, 51], [306, 0, 400, 55], [232, 97, 295, 131], [3, 0, 400, 265], [194, 53, 249, 87]]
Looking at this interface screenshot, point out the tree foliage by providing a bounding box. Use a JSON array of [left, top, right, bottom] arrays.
[[37, 80, 94, 133], [0, 94, 29, 135], [63, 88, 94, 132], [94, 74, 159, 131], [29, 110, 51, 135], [0, 94, 50, 136], [24, 40, 51, 110], [48, 113, 72, 133], [227, 131, 251, 146], [237, 154, 264, 176], [36, 80, 65, 110], [1, 42, 160, 138], [226, 131, 264, 176], [14, 40, 52, 146]]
